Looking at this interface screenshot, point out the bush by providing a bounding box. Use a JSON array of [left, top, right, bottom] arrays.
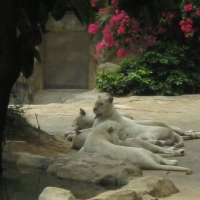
[[5, 106, 31, 137], [96, 42, 200, 95]]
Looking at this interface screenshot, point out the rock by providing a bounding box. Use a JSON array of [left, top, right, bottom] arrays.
[[3, 153, 20, 164], [47, 153, 142, 184], [96, 62, 120, 75], [38, 187, 76, 200], [89, 190, 141, 200], [89, 176, 179, 200], [16, 153, 54, 169], [122, 176, 179, 198]]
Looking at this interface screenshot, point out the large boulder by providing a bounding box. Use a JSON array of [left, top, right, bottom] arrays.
[[3, 152, 20, 164], [38, 187, 76, 200], [122, 176, 179, 198], [96, 62, 120, 75], [89, 176, 179, 200], [47, 153, 142, 184], [16, 153, 54, 169], [89, 190, 141, 200]]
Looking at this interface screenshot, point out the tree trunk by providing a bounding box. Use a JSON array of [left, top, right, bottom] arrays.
[[0, 0, 20, 175]]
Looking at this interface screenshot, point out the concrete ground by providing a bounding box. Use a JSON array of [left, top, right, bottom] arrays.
[[23, 90, 200, 200]]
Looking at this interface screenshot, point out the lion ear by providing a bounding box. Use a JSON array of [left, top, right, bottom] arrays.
[[107, 95, 113, 103], [80, 108, 86, 116], [107, 127, 114, 133]]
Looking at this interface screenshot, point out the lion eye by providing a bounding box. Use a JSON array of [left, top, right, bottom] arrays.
[[100, 103, 104, 106]]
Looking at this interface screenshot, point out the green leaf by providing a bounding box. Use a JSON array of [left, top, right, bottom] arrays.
[[52, 0, 70, 21], [20, 44, 35, 79], [29, 44, 41, 63], [39, 1, 50, 23], [70, 0, 95, 25], [40, 0, 57, 11]]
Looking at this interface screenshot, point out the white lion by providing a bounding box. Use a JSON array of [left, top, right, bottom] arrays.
[[73, 127, 185, 157], [72, 108, 133, 130], [72, 106, 197, 139], [92, 95, 184, 147], [81, 120, 192, 174]]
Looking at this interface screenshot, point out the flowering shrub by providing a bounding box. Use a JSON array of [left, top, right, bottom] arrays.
[[179, 3, 200, 38], [88, 0, 200, 59], [93, 1, 200, 96], [89, 0, 157, 59]]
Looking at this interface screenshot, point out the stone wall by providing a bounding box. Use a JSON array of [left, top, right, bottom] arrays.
[[11, 12, 98, 104]]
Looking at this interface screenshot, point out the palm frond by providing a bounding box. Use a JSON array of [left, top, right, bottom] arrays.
[[96, 13, 111, 27], [70, 0, 95, 25]]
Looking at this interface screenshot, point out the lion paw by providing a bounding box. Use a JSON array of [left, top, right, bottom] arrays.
[[186, 169, 193, 175], [177, 149, 185, 156]]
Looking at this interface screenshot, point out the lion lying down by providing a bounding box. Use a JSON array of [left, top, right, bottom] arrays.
[[92, 95, 200, 147], [72, 108, 133, 130], [73, 103, 197, 138], [74, 128, 185, 157], [80, 120, 192, 174], [70, 95, 192, 149]]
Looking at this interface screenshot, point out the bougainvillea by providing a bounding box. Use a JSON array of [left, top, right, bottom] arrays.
[[89, 0, 200, 59], [184, 4, 193, 12], [196, 9, 200, 17], [89, 0, 157, 59], [91, 0, 98, 7], [179, 3, 200, 38], [88, 21, 100, 34]]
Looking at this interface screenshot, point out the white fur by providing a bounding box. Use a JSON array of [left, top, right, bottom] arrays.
[[83, 120, 192, 174], [93, 95, 184, 148]]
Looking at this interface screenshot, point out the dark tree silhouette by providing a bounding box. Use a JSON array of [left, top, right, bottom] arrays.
[[0, 0, 94, 175]]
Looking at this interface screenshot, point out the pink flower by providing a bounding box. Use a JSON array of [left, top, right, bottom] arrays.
[[115, 9, 120, 15], [131, 19, 140, 33], [91, 0, 97, 7], [157, 26, 166, 34], [186, 18, 193, 24], [96, 43, 102, 51], [181, 24, 192, 32], [184, 4, 193, 12], [88, 22, 99, 34], [196, 10, 200, 17], [103, 35, 115, 47], [94, 54, 100, 59], [99, 8, 104, 12], [111, 0, 118, 8], [143, 35, 157, 48], [168, 13, 174, 19], [179, 20, 185, 26], [117, 48, 129, 58], [185, 33, 190, 38], [125, 37, 131, 42], [118, 22, 126, 34]]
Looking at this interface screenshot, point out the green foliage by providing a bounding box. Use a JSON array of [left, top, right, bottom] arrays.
[[96, 43, 200, 95], [5, 106, 31, 137], [118, 0, 185, 24]]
